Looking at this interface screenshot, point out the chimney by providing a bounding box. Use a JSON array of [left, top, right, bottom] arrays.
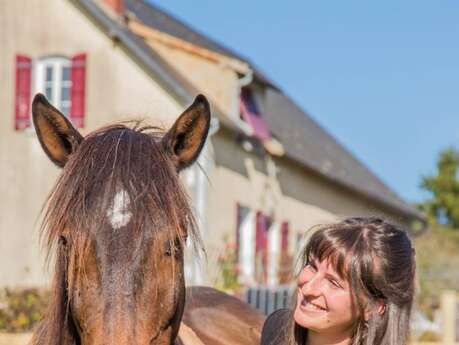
[[103, 0, 124, 16]]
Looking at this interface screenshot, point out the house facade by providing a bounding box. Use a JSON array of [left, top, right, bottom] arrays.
[[0, 0, 425, 289]]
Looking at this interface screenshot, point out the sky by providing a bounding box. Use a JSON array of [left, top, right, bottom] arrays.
[[149, 1, 459, 203]]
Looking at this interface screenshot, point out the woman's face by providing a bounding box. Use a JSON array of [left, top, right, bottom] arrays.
[[294, 257, 357, 336]]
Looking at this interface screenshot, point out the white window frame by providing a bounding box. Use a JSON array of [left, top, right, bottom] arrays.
[[33, 56, 72, 116], [238, 206, 256, 285], [267, 221, 281, 287]]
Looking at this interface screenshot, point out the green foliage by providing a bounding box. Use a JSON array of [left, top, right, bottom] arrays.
[[0, 288, 49, 332], [420, 147, 459, 228], [414, 223, 459, 317]]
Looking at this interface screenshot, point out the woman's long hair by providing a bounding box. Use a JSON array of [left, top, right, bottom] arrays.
[[286, 217, 415, 345]]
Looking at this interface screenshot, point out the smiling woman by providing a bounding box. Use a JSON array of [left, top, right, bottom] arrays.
[[260, 217, 416, 345]]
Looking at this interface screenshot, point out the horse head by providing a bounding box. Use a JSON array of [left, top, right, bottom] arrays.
[[31, 93, 210, 345]]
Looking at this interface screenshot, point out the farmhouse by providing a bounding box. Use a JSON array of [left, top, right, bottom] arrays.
[[0, 0, 425, 288]]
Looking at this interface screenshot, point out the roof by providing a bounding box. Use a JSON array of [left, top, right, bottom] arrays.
[[72, 0, 425, 222], [264, 89, 423, 220]]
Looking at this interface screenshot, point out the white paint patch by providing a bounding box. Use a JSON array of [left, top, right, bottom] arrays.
[[106, 189, 132, 230]]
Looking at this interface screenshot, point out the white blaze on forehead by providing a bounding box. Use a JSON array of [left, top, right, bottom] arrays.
[[106, 189, 133, 229]]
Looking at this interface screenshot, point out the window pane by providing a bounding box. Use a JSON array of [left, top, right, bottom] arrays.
[[45, 87, 53, 100], [61, 105, 70, 116], [46, 66, 53, 82], [62, 67, 70, 81], [61, 87, 70, 102]]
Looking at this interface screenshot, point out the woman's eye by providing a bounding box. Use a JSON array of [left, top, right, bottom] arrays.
[[329, 279, 342, 288], [305, 262, 316, 271]]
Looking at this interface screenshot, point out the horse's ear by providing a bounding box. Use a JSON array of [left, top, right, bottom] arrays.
[[162, 95, 211, 171], [32, 93, 83, 168]]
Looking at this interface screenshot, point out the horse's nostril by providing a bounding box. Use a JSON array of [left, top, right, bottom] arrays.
[[59, 235, 68, 246]]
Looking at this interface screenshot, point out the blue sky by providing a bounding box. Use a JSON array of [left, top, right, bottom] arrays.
[[149, 1, 459, 203]]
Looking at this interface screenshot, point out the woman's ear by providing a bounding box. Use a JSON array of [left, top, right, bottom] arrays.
[[364, 299, 386, 321], [376, 299, 386, 315]]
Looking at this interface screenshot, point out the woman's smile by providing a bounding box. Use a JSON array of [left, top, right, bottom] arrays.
[[298, 294, 328, 313]]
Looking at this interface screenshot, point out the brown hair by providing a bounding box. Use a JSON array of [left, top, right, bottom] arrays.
[[287, 217, 415, 345], [32, 124, 202, 345]]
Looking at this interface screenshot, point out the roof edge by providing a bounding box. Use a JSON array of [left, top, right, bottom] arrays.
[[72, 0, 194, 105], [71, 0, 244, 129], [71, 0, 424, 224]]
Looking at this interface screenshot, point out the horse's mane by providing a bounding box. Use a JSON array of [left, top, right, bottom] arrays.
[[32, 123, 202, 345]]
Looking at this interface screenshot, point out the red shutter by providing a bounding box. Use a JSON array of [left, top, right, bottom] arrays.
[[70, 53, 86, 128], [281, 221, 289, 252], [14, 55, 32, 130], [255, 212, 268, 254], [255, 213, 271, 283]]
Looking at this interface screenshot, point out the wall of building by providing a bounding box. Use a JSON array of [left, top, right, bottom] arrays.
[[0, 0, 183, 287], [145, 40, 240, 118], [202, 130, 413, 284]]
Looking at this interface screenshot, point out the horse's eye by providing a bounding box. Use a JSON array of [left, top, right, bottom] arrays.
[[165, 239, 183, 257]]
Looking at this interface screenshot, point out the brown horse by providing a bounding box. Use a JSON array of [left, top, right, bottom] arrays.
[[30, 94, 264, 345]]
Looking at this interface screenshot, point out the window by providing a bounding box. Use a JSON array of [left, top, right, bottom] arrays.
[[240, 88, 271, 140], [14, 53, 86, 130], [236, 204, 291, 285], [255, 211, 271, 283], [34, 57, 72, 116]]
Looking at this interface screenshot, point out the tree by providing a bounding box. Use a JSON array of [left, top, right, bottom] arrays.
[[420, 148, 459, 228]]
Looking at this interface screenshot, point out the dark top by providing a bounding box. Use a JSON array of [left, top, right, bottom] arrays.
[[261, 309, 291, 345]]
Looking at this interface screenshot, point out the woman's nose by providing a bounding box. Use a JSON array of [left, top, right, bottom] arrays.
[[300, 274, 323, 296]]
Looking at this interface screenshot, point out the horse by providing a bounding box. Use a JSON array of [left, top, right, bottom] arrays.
[[30, 93, 264, 345]]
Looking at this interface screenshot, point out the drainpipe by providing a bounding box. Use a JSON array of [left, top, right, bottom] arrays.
[[230, 69, 254, 136], [188, 69, 252, 285], [235, 68, 253, 115], [238, 69, 253, 88]]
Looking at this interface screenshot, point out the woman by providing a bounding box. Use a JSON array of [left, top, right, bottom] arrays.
[[261, 217, 416, 345]]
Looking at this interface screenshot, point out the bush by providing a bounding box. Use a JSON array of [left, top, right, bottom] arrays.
[[0, 288, 49, 332], [414, 223, 459, 317]]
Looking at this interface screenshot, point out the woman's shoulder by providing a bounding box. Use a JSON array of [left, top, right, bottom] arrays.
[[261, 309, 291, 345]]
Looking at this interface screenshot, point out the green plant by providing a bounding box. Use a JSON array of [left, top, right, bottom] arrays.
[[420, 147, 459, 228], [414, 223, 459, 317], [0, 288, 49, 332], [215, 235, 241, 291]]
